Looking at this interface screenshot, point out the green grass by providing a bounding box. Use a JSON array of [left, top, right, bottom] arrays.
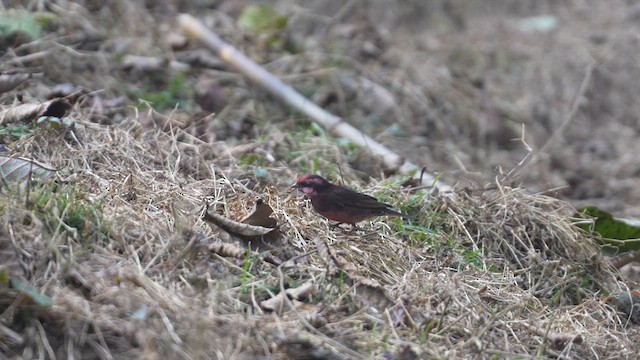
[[0, 123, 32, 137], [131, 71, 190, 111], [20, 182, 109, 250]]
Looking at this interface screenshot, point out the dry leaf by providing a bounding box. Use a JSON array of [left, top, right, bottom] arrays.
[[203, 198, 280, 252], [260, 291, 302, 314], [0, 156, 57, 181], [208, 242, 246, 259], [0, 98, 71, 125], [285, 281, 316, 300], [260, 281, 315, 314], [204, 207, 274, 236], [241, 198, 277, 227]]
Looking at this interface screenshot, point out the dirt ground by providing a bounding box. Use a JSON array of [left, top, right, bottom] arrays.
[[2, 0, 640, 359]]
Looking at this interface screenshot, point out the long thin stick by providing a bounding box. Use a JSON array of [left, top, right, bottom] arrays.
[[178, 14, 451, 192]]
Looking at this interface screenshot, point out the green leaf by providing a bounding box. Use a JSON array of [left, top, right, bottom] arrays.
[[0, 124, 31, 137], [0, 11, 42, 40], [575, 206, 640, 253], [238, 4, 287, 34], [253, 166, 268, 178], [10, 278, 54, 307]]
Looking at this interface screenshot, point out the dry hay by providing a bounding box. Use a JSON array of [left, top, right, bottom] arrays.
[[1, 1, 639, 359], [0, 116, 637, 359]]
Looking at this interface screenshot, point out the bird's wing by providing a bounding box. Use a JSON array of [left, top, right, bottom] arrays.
[[329, 187, 392, 210]]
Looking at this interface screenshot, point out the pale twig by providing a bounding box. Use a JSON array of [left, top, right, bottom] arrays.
[[521, 322, 583, 345], [178, 14, 451, 192], [506, 60, 596, 182]]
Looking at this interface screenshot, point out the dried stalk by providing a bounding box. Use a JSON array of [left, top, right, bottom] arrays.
[[178, 14, 451, 192]]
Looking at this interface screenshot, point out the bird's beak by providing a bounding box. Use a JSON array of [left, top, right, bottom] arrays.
[[291, 183, 304, 195]]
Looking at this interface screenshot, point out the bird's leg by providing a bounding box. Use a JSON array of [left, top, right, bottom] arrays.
[[330, 222, 345, 230], [329, 222, 360, 232]]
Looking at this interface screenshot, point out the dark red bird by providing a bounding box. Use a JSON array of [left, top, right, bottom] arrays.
[[293, 174, 408, 225]]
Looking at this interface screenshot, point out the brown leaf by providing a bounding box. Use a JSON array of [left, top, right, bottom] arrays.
[[203, 199, 280, 252], [203, 206, 274, 237], [260, 289, 310, 314], [0, 98, 72, 125], [208, 242, 246, 259], [260, 291, 294, 314], [260, 282, 317, 315], [241, 198, 280, 250], [0, 156, 57, 181], [285, 281, 316, 301], [241, 198, 277, 228]]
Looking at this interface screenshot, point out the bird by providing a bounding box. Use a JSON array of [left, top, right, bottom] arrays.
[[293, 174, 408, 226]]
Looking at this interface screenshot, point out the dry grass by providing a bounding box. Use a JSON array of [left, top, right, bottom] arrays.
[[1, 118, 637, 359], [2, 1, 640, 359]]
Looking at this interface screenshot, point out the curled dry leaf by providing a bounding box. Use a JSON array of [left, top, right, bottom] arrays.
[[0, 156, 57, 181], [521, 322, 583, 346], [315, 237, 338, 275], [203, 198, 280, 252], [285, 281, 316, 301], [260, 282, 316, 314], [208, 242, 246, 259], [204, 206, 274, 237], [260, 291, 288, 313], [0, 98, 71, 125]]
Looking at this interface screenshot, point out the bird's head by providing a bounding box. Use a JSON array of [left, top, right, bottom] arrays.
[[293, 174, 331, 197]]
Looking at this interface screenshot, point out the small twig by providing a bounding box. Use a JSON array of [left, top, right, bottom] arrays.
[[522, 322, 583, 345], [610, 250, 640, 270], [321, 0, 358, 37], [4, 50, 50, 66], [506, 60, 596, 182], [502, 123, 532, 182], [34, 319, 56, 359]]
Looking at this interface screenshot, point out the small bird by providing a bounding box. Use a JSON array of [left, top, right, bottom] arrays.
[[293, 174, 408, 226]]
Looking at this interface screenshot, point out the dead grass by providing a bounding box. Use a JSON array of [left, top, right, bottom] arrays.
[[0, 117, 637, 359], [1, 1, 640, 359]]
